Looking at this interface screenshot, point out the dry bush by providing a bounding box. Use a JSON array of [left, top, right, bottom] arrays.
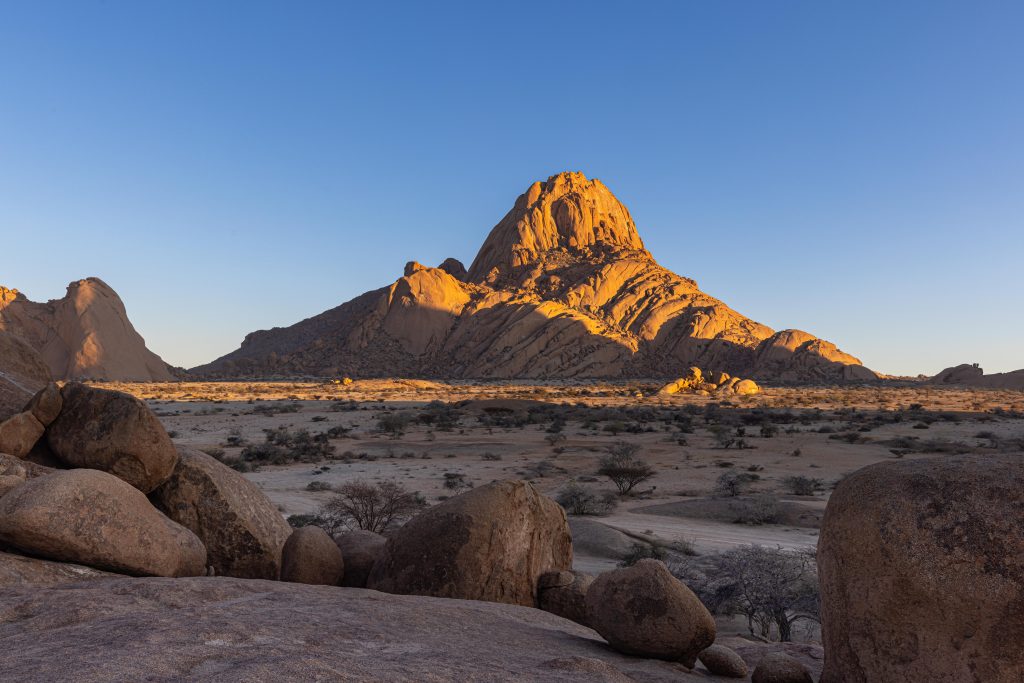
[[318, 480, 426, 534]]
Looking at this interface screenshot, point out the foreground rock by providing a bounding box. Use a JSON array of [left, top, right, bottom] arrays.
[[585, 559, 716, 666], [818, 454, 1024, 683], [0, 550, 117, 587], [0, 411, 44, 458], [0, 576, 735, 682], [0, 469, 206, 577], [47, 383, 178, 492], [24, 382, 62, 426], [333, 529, 386, 587], [150, 446, 292, 579], [368, 480, 572, 606], [538, 570, 594, 627], [698, 644, 748, 678], [0, 330, 51, 421], [281, 526, 344, 586], [0, 453, 53, 496], [751, 652, 813, 683]]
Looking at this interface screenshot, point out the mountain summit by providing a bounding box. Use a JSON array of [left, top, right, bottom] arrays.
[[195, 172, 874, 381]]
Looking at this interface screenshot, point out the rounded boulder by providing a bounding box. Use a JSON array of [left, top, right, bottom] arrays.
[[698, 644, 748, 678], [751, 652, 813, 683], [334, 530, 386, 587], [281, 526, 344, 586]]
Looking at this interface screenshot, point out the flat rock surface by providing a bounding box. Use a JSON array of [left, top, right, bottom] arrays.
[[0, 576, 754, 682]]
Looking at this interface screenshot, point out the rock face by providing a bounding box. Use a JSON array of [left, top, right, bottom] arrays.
[[368, 480, 572, 606], [0, 576, 736, 682], [0, 331, 51, 421], [699, 644, 749, 678], [47, 383, 178, 493], [0, 411, 45, 458], [538, 570, 594, 627], [333, 529, 386, 588], [280, 526, 344, 586], [928, 363, 1024, 390], [585, 559, 716, 666], [818, 455, 1024, 683], [150, 446, 292, 580], [192, 172, 872, 382], [0, 469, 206, 577], [0, 279, 173, 381]]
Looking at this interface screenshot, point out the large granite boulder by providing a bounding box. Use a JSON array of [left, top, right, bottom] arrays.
[[46, 383, 178, 492], [281, 526, 344, 586], [150, 446, 291, 579], [585, 559, 715, 666], [0, 469, 206, 577], [333, 529, 386, 588], [818, 455, 1024, 683], [0, 331, 51, 421], [0, 411, 44, 458], [368, 480, 572, 606]]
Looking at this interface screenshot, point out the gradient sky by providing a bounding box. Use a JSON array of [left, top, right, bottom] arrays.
[[2, 1, 1021, 375]]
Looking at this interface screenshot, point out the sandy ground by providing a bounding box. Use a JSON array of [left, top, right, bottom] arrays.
[[100, 378, 1024, 571]]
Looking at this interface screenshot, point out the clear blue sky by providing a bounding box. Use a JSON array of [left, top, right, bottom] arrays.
[[2, 1, 1021, 375]]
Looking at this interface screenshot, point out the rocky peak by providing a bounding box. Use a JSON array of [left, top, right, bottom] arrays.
[[467, 171, 648, 283], [0, 287, 25, 306]]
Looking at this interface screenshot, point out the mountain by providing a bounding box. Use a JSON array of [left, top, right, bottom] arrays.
[[927, 364, 1024, 391], [0, 278, 174, 382], [194, 172, 874, 382]]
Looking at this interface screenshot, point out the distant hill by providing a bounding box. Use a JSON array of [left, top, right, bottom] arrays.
[[0, 278, 174, 382], [195, 172, 875, 382], [928, 364, 1024, 391]]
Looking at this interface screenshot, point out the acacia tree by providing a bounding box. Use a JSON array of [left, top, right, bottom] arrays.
[[318, 480, 426, 534], [597, 441, 655, 495]]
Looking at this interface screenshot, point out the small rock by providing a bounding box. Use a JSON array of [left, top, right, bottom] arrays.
[[698, 644, 748, 678], [751, 652, 813, 683], [23, 383, 62, 427]]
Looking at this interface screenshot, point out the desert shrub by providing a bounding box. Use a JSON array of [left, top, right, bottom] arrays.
[[200, 447, 226, 459], [306, 480, 333, 492], [714, 471, 759, 497], [556, 481, 618, 516], [241, 427, 334, 464], [597, 441, 655, 494], [286, 513, 324, 528], [376, 412, 412, 438], [619, 543, 667, 567], [317, 480, 426, 534], [781, 475, 823, 496], [251, 402, 302, 416], [326, 425, 351, 438], [730, 494, 780, 525], [442, 472, 471, 492]]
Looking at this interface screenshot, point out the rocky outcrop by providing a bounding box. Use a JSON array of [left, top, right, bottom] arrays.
[[0, 576, 747, 682], [193, 172, 871, 382], [928, 363, 1024, 390], [368, 480, 572, 606], [47, 383, 178, 493], [585, 559, 716, 666], [0, 331, 51, 421], [0, 278, 173, 381], [150, 446, 292, 580], [0, 469, 206, 577], [280, 526, 344, 586], [818, 455, 1024, 682]]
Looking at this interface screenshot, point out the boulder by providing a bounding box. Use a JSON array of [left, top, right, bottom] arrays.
[[733, 379, 760, 396], [0, 550, 117, 587], [0, 411, 44, 458], [150, 446, 292, 579], [24, 382, 62, 426], [698, 644, 748, 678], [538, 570, 593, 627], [368, 480, 572, 606], [281, 526, 344, 586], [46, 383, 178, 492], [584, 559, 715, 665], [0, 330, 51, 421], [751, 652, 813, 683], [818, 455, 1024, 683], [0, 469, 206, 577], [334, 530, 386, 587], [0, 452, 53, 497]]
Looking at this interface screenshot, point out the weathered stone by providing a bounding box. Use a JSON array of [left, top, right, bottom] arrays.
[[24, 382, 62, 426], [0, 469, 206, 577], [818, 455, 1024, 683], [281, 526, 344, 586], [0, 550, 117, 587], [538, 570, 593, 627], [368, 480, 572, 606], [150, 446, 291, 579], [334, 529, 386, 588], [698, 644, 748, 678], [0, 330, 51, 421], [47, 383, 178, 492], [751, 652, 813, 683], [0, 411, 44, 458], [733, 378, 761, 396], [585, 559, 715, 665]]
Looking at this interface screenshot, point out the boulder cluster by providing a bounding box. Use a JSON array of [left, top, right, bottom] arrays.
[[658, 366, 761, 398]]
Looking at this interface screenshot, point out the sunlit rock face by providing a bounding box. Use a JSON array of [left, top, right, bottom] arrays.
[[194, 172, 873, 381], [0, 278, 173, 381]]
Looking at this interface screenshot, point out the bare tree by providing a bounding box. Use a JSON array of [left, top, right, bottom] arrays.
[[597, 441, 654, 495], [318, 480, 426, 534]]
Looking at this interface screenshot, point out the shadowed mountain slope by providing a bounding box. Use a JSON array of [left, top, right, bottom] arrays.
[[195, 172, 874, 382]]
